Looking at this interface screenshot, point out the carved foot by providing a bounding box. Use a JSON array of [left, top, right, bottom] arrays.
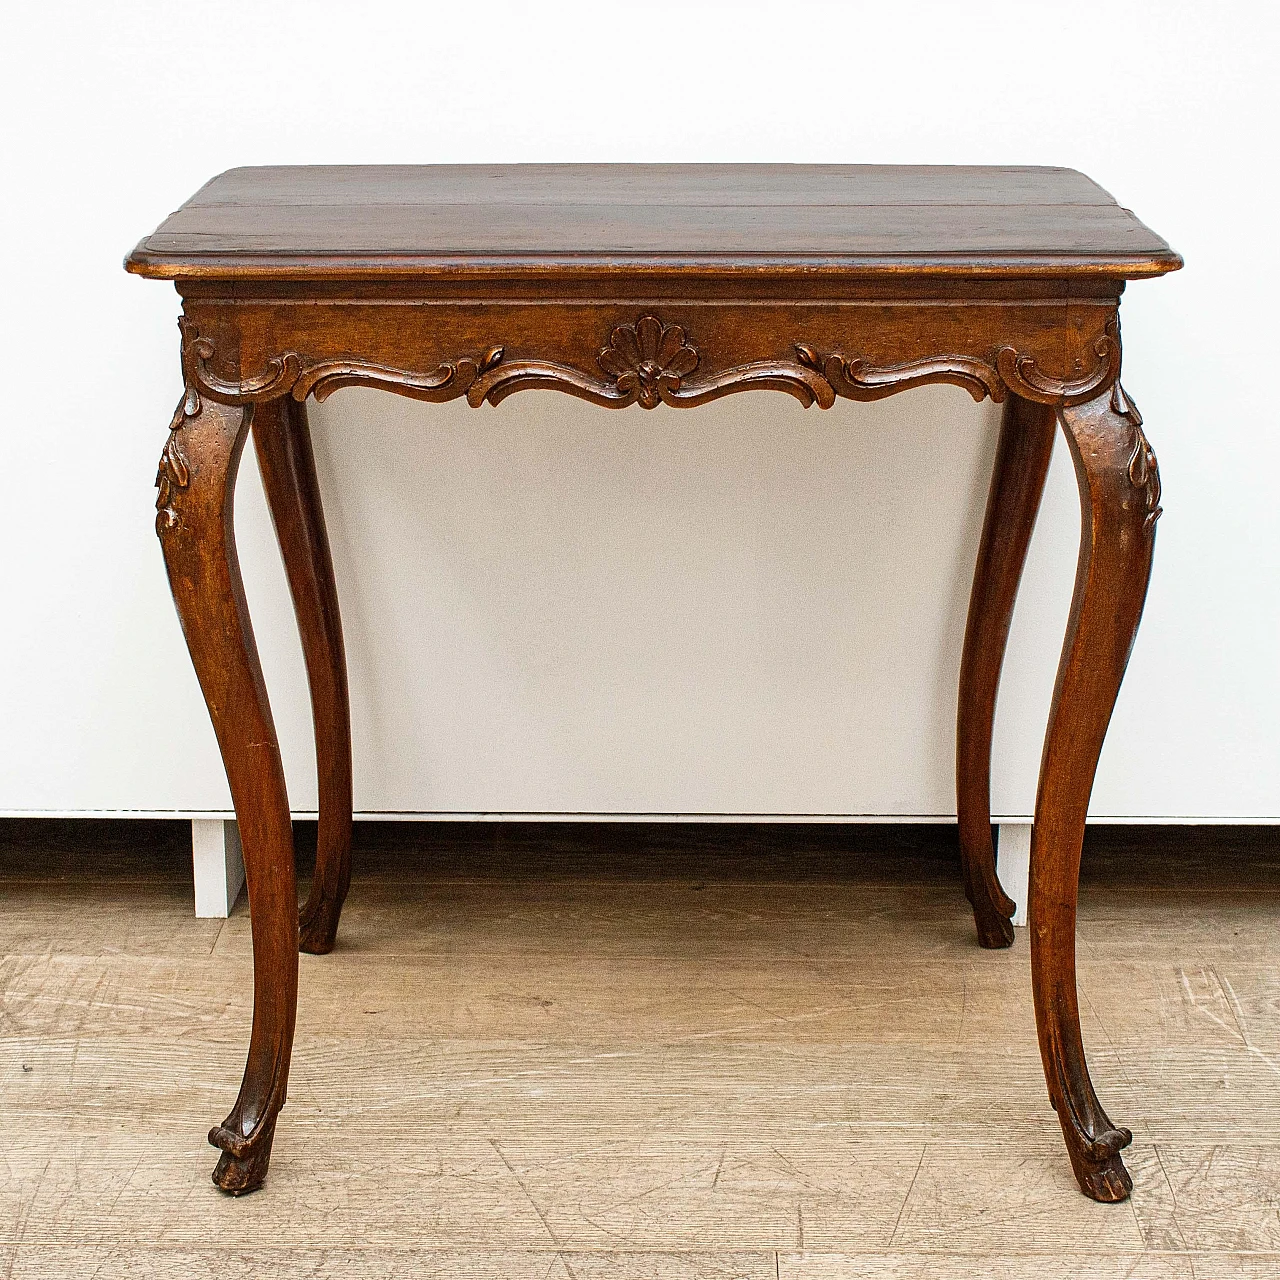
[[965, 874, 1016, 949], [1030, 378, 1155, 1205], [1059, 1117, 1133, 1202], [209, 1117, 278, 1196], [157, 373, 298, 1200], [298, 894, 341, 955]]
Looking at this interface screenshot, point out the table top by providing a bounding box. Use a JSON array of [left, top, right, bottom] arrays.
[[126, 164, 1181, 282]]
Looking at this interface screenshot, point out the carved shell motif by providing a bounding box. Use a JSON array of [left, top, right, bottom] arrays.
[[597, 315, 699, 408]]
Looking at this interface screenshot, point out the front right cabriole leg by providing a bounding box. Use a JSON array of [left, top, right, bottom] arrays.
[[1031, 380, 1160, 1201]]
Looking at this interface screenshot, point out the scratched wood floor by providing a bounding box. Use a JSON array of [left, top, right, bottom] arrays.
[[3, 819, 1280, 1279]]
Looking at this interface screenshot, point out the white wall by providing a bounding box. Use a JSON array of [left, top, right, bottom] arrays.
[[1, 0, 1276, 820]]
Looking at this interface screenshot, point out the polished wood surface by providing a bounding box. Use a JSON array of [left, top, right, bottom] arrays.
[[154, 393, 298, 1194], [127, 163, 1180, 1201], [126, 164, 1180, 279], [957, 395, 1057, 947], [1032, 385, 1161, 1201], [252, 399, 352, 956], [3, 820, 1279, 1276]]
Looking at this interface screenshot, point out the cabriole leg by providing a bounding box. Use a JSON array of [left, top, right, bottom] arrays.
[[253, 397, 354, 955], [957, 394, 1057, 947], [156, 388, 299, 1194], [1031, 382, 1160, 1201]]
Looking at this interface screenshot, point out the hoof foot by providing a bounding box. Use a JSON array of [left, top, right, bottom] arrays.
[[209, 1119, 276, 1195], [1066, 1125, 1133, 1202], [963, 864, 1016, 949], [1076, 1152, 1133, 1202], [299, 894, 340, 954], [973, 908, 1015, 949], [299, 912, 337, 955]]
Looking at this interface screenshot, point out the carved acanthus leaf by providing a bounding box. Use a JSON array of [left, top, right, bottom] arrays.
[[156, 384, 200, 535], [1112, 381, 1162, 533]]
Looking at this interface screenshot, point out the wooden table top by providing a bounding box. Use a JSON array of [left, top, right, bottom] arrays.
[[126, 164, 1181, 282]]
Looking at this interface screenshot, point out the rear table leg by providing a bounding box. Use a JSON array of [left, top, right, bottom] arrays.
[[253, 397, 354, 955], [957, 394, 1057, 947]]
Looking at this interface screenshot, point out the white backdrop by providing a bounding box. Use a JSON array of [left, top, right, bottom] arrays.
[[1, 0, 1277, 821]]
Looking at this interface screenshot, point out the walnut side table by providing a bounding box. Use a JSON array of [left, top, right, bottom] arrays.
[[126, 164, 1180, 1202]]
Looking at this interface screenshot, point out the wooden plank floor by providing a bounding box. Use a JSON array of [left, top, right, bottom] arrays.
[[2, 819, 1279, 1278]]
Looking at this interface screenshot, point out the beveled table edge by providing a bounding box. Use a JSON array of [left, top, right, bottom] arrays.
[[124, 246, 1185, 283]]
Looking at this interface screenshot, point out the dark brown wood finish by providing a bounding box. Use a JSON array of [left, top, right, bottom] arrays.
[[128, 164, 1179, 1202], [957, 395, 1058, 948], [154, 390, 297, 1194], [1032, 382, 1161, 1201], [128, 164, 1180, 279], [251, 398, 353, 955]]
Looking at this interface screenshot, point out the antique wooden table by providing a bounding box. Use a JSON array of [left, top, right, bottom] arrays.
[[126, 164, 1180, 1202]]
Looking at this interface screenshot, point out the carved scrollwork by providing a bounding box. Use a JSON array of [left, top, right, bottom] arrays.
[[466, 314, 834, 409], [180, 317, 301, 403], [995, 318, 1122, 406], [294, 346, 505, 404], [177, 310, 1128, 417], [795, 345, 1004, 405], [156, 384, 199, 535], [1111, 381, 1162, 533], [466, 315, 1009, 410]]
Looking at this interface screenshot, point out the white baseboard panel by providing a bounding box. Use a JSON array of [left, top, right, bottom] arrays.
[[996, 823, 1032, 928], [190, 819, 244, 918]]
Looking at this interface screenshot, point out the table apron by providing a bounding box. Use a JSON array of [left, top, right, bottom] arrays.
[[176, 297, 1125, 412]]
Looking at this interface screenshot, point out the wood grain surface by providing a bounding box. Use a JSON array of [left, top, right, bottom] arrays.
[[2, 820, 1277, 1278], [125, 165, 1179, 1200], [125, 164, 1181, 279]]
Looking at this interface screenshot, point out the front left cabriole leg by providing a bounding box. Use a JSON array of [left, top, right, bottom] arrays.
[[1031, 381, 1160, 1202], [156, 388, 300, 1195]]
